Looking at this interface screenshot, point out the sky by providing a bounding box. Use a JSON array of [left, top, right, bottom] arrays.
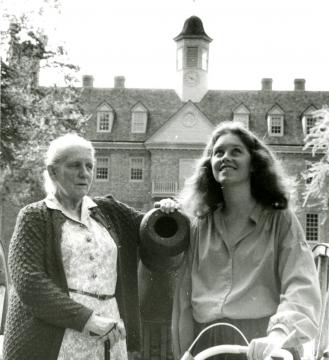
[[2, 0, 329, 91]]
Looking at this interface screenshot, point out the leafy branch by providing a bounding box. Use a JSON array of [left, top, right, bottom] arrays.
[[302, 106, 329, 212]]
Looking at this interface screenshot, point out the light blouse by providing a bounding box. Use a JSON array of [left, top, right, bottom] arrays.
[[174, 203, 321, 352]]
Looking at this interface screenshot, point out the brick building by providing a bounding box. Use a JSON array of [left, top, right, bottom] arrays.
[[84, 16, 329, 244]]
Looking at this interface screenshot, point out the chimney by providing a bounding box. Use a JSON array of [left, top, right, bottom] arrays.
[[294, 78, 305, 91], [82, 75, 94, 88], [261, 78, 273, 91], [114, 76, 125, 89]]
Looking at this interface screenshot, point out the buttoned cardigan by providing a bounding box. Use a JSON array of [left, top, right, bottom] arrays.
[[4, 194, 148, 360]]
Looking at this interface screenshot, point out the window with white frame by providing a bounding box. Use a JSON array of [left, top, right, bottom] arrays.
[[268, 115, 284, 136], [233, 104, 250, 129], [130, 157, 144, 181], [186, 47, 198, 67], [305, 213, 319, 241], [267, 105, 284, 136], [97, 104, 114, 132], [301, 106, 318, 136], [95, 157, 109, 181], [233, 113, 249, 129], [131, 104, 147, 133], [303, 115, 316, 135]]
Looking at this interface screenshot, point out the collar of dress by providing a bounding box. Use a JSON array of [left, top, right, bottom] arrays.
[[44, 195, 97, 225]]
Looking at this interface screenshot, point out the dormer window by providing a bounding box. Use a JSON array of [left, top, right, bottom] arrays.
[[301, 106, 318, 136], [233, 104, 250, 129], [304, 116, 316, 135], [267, 105, 284, 136], [268, 115, 284, 136], [131, 103, 147, 133], [97, 103, 114, 133]]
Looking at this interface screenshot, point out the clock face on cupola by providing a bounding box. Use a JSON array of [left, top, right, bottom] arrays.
[[174, 16, 212, 102], [184, 71, 200, 87]]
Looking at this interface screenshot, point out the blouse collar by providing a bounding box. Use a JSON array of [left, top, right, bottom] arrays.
[[215, 201, 263, 224], [44, 195, 97, 225]]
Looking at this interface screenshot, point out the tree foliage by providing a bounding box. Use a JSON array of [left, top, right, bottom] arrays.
[[1, 5, 88, 205], [303, 106, 329, 211]]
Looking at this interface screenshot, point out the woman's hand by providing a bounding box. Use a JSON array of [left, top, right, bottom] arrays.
[[106, 318, 126, 346], [116, 318, 126, 339], [84, 315, 126, 347], [83, 313, 116, 337], [156, 198, 179, 214], [247, 329, 288, 360]]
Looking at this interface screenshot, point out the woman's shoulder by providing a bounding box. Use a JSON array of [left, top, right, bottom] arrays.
[[261, 205, 304, 239], [190, 204, 215, 222], [262, 205, 296, 223], [188, 208, 216, 236], [13, 200, 50, 235], [19, 200, 48, 217]]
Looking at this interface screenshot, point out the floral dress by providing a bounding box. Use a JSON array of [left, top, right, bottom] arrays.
[[45, 195, 128, 360]]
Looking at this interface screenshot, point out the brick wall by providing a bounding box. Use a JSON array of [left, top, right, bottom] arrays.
[[90, 148, 152, 210]]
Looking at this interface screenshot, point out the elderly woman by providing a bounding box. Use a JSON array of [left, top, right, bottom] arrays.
[[4, 133, 153, 360], [160, 122, 321, 360]]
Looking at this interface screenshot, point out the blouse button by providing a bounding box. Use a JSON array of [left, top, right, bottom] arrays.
[[91, 273, 97, 279], [89, 255, 95, 261], [86, 237, 92, 243]]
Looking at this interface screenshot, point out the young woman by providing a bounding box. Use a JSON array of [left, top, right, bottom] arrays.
[[160, 121, 321, 360]]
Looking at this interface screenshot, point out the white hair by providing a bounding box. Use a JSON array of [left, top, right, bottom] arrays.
[[43, 133, 95, 195]]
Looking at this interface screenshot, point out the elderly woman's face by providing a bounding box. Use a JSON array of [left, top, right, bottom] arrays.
[[51, 146, 94, 203]]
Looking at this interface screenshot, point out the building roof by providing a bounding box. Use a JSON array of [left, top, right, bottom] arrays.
[[83, 86, 329, 147]]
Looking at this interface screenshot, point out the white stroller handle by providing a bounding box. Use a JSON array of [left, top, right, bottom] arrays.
[[182, 344, 293, 360]]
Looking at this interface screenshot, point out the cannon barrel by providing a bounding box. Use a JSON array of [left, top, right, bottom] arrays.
[[139, 208, 190, 272]]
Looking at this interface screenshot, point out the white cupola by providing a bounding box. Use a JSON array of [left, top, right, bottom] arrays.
[[174, 16, 212, 102]]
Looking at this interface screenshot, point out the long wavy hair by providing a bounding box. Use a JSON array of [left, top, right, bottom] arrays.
[[177, 121, 291, 217]]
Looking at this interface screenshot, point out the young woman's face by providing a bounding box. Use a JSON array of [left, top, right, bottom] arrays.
[[211, 133, 252, 186], [50, 146, 94, 203]]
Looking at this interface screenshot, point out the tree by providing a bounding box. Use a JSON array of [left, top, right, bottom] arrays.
[[302, 106, 329, 360], [302, 106, 329, 212], [1, 3, 88, 205]]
